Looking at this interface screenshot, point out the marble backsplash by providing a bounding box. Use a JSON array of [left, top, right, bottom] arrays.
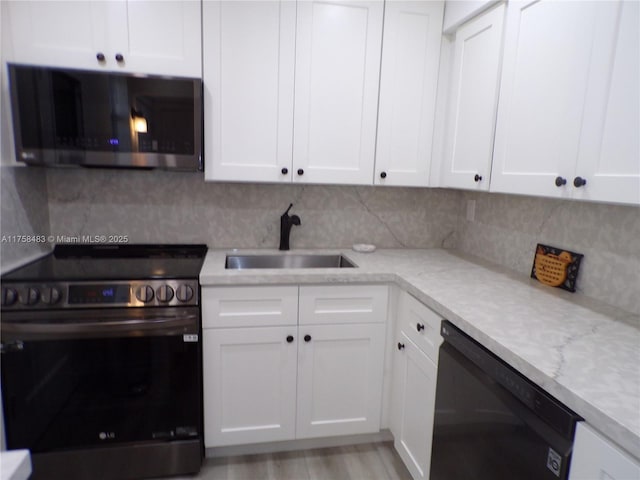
[[457, 191, 640, 315], [0, 166, 50, 272], [2, 167, 638, 315], [45, 169, 462, 250]]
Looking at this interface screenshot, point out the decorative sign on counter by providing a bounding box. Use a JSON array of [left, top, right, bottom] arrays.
[[531, 244, 583, 292]]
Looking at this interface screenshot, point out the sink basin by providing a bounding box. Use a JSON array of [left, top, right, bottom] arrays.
[[225, 254, 357, 269]]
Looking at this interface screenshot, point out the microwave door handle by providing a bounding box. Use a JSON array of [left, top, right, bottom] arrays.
[[1, 314, 199, 341]]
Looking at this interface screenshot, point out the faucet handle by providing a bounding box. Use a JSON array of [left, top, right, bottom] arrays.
[[283, 203, 293, 216]]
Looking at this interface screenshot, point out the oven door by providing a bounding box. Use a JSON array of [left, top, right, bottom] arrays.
[[1, 307, 202, 453]]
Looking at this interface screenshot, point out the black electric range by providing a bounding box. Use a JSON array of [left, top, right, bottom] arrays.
[[1, 244, 208, 480]]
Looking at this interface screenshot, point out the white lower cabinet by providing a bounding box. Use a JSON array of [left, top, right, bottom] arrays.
[[391, 291, 443, 480], [202, 284, 388, 448], [569, 423, 640, 480], [203, 326, 297, 447], [392, 333, 438, 480], [296, 322, 385, 439]]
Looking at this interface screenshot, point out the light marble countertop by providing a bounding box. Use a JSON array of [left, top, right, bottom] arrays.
[[201, 248, 640, 460], [0, 450, 31, 480]]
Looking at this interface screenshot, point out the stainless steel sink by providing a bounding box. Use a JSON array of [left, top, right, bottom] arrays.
[[225, 254, 357, 269]]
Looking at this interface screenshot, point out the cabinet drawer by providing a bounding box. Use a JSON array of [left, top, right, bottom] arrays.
[[398, 291, 442, 363], [299, 285, 388, 325], [202, 286, 298, 328]]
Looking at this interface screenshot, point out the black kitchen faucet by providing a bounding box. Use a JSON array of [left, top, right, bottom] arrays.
[[279, 203, 301, 251]]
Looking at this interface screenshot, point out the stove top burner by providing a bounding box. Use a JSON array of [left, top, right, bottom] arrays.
[[53, 244, 208, 259], [2, 244, 208, 282]]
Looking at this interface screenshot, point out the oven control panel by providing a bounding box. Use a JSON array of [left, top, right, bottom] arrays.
[[1, 280, 199, 310]]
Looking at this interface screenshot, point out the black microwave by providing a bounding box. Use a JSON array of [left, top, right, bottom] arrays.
[[8, 64, 203, 171]]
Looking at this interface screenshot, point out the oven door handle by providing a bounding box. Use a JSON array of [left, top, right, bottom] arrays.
[[1, 314, 200, 341]]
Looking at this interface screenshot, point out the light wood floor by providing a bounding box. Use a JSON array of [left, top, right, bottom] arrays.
[[184, 442, 412, 480]]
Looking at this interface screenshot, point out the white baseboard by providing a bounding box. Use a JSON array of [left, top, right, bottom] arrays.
[[205, 429, 394, 458]]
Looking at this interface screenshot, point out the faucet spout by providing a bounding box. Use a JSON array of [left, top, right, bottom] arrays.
[[279, 204, 301, 251]]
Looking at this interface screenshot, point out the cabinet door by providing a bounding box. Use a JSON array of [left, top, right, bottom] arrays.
[[391, 333, 438, 480], [569, 423, 640, 480], [491, 0, 601, 198], [375, 1, 443, 187], [112, 0, 202, 77], [576, 0, 640, 205], [293, 0, 383, 185], [203, 0, 296, 182], [296, 322, 385, 438], [440, 3, 505, 191], [203, 326, 298, 447], [4, 1, 109, 70], [5, 1, 200, 76]]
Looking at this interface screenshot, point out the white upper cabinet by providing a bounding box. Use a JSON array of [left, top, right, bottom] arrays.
[[203, 1, 296, 182], [4, 0, 201, 77], [375, 1, 444, 187], [442, 0, 498, 33], [4, 1, 108, 69], [439, 3, 505, 191], [491, 0, 598, 198], [576, 0, 640, 205], [205, 0, 383, 185], [109, 1, 202, 77], [491, 0, 639, 205], [293, 0, 384, 185]]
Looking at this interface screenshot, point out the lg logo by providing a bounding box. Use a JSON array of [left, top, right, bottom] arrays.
[[547, 447, 562, 477], [98, 431, 116, 440]]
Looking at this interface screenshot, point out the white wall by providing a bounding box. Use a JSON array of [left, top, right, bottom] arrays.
[[0, 1, 51, 275]]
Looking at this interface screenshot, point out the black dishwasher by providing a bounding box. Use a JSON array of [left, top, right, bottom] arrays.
[[430, 321, 582, 480]]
